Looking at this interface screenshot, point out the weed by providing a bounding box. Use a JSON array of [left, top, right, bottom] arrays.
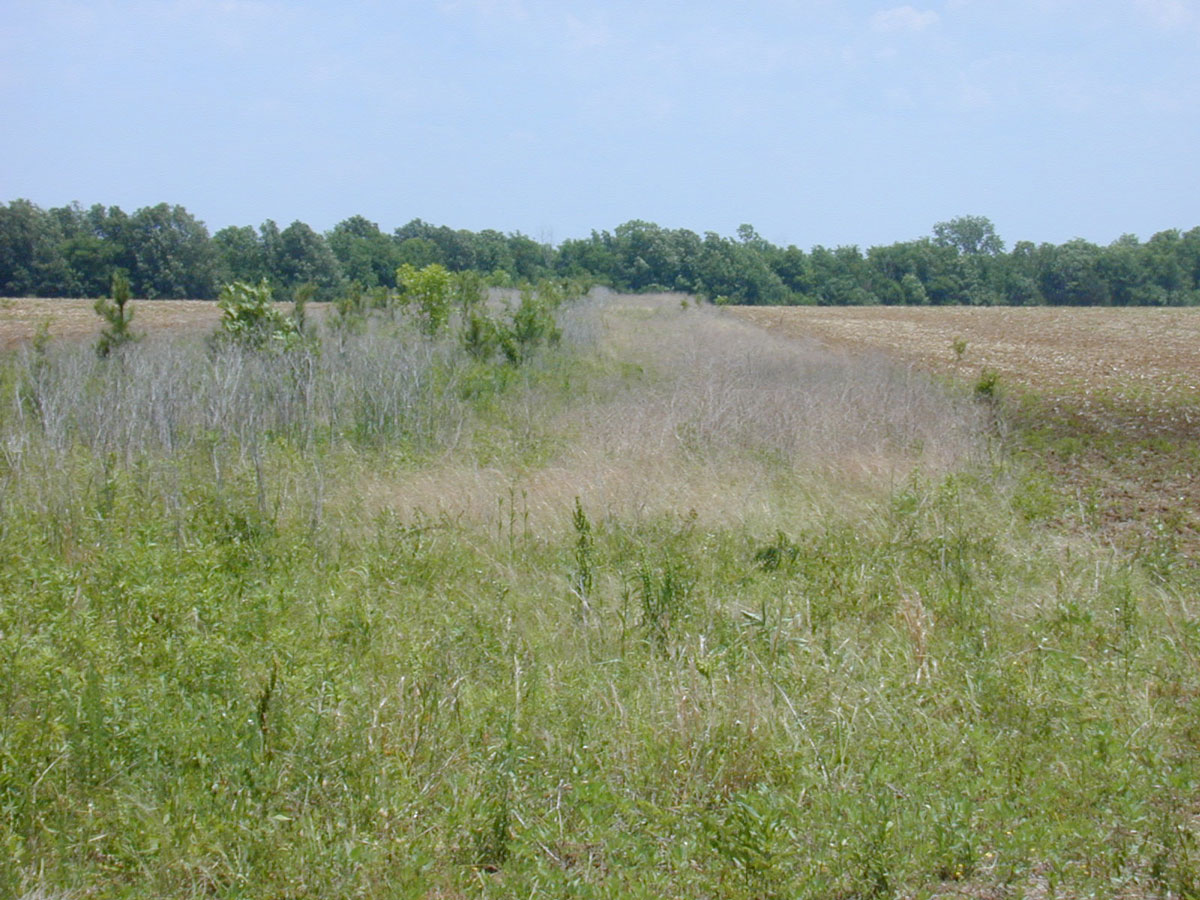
[[570, 497, 595, 623], [975, 367, 1000, 399], [637, 554, 692, 651], [705, 786, 794, 887], [753, 531, 802, 572]]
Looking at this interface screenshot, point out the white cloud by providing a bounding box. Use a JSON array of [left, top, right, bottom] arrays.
[[870, 5, 940, 32]]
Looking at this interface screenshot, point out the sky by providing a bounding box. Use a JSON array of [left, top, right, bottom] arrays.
[[1, 0, 1198, 250]]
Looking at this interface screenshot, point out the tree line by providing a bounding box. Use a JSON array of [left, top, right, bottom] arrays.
[[2, 199, 1198, 306]]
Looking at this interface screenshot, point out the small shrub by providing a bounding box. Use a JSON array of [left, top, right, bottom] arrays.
[[215, 280, 303, 351], [396, 263, 452, 336], [974, 368, 1000, 399], [461, 309, 499, 361], [498, 284, 561, 365]]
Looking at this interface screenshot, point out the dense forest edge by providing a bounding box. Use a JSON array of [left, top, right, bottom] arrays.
[[2, 198, 1199, 306]]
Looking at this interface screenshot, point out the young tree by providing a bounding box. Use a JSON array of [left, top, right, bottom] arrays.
[[94, 270, 140, 357], [396, 263, 452, 335], [215, 280, 302, 350]]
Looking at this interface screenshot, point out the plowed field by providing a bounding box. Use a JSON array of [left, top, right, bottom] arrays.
[[0, 297, 231, 349]]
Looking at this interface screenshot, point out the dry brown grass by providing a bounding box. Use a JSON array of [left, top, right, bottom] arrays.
[[0, 293, 988, 540], [730, 304, 1200, 550], [359, 295, 986, 534]]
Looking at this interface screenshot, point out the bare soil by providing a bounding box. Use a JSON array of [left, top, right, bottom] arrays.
[[0, 297, 327, 349], [729, 305, 1200, 406], [0, 298, 228, 349]]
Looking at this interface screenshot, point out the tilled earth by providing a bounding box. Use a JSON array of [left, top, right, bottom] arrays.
[[731, 305, 1200, 555], [0, 297, 231, 349]]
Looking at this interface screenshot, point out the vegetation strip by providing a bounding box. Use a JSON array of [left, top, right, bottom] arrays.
[[1, 291, 1198, 898]]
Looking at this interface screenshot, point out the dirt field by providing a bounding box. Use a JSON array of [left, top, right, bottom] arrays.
[[0, 298, 227, 349], [730, 304, 1200, 552], [730, 305, 1200, 406]]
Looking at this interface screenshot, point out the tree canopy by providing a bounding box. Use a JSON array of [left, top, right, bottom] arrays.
[[2, 200, 1198, 307]]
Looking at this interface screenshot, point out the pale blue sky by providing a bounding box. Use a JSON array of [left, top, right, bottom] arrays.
[[2, 0, 1197, 249]]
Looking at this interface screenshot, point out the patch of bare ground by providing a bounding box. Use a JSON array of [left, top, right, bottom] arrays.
[[0, 298, 220, 348], [730, 305, 1200, 554], [0, 297, 325, 349]]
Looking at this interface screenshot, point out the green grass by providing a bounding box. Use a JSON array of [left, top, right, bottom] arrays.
[[1, 296, 1198, 898]]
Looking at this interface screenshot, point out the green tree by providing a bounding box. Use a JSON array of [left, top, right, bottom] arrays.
[[932, 215, 1005, 256], [273, 221, 343, 301], [469, 229, 516, 275], [126, 203, 217, 299], [328, 215, 401, 287], [213, 225, 268, 286], [808, 245, 877, 305], [94, 270, 140, 357], [0, 199, 72, 296], [393, 219, 472, 269], [48, 203, 105, 296], [1038, 239, 1108, 305], [557, 232, 616, 281], [900, 272, 929, 305], [771, 245, 812, 297], [396, 237, 442, 269], [694, 232, 789, 304], [507, 233, 553, 281]]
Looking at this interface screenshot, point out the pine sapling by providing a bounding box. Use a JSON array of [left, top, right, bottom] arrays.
[[94, 271, 140, 357]]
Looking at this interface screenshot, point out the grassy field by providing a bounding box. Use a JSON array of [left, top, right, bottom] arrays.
[[1, 293, 1198, 899]]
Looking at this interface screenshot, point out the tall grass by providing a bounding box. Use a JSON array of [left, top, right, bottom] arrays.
[[353, 293, 988, 535], [1, 293, 1197, 899]]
